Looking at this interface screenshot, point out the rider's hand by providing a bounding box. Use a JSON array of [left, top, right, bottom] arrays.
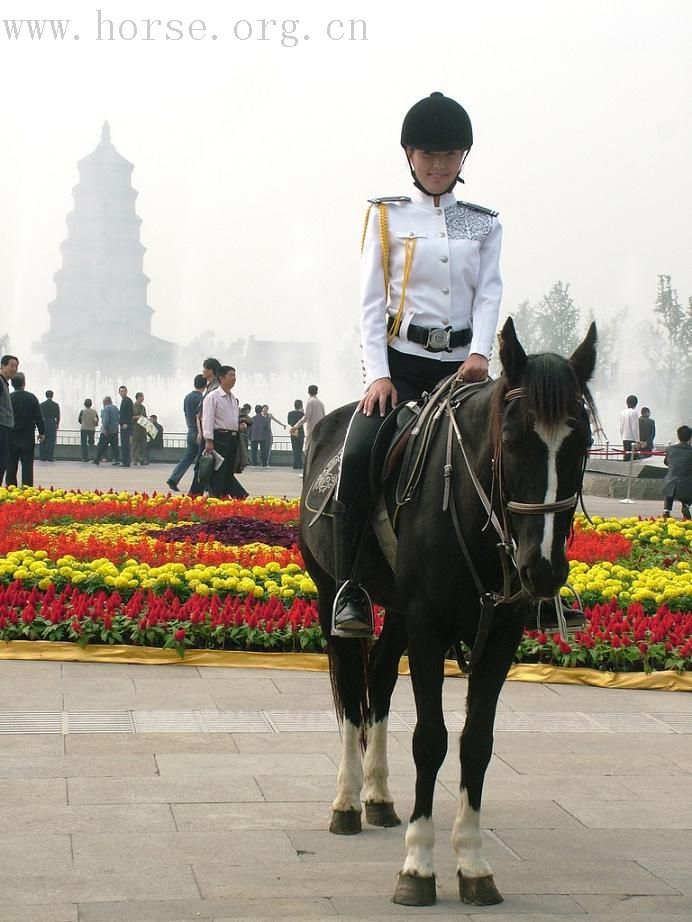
[[358, 377, 398, 417], [457, 353, 489, 383]]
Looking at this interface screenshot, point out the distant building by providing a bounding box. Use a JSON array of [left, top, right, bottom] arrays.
[[38, 122, 174, 373], [239, 336, 319, 376]]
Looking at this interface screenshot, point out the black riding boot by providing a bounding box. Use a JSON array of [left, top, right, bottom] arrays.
[[331, 500, 374, 637]]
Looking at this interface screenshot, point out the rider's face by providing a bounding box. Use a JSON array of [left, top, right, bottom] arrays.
[[408, 148, 465, 195]]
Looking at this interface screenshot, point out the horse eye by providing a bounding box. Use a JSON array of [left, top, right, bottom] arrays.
[[566, 417, 577, 428]]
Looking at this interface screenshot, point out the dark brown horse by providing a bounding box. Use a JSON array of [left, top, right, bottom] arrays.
[[299, 317, 597, 906]]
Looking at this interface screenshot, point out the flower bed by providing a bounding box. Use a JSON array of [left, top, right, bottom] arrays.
[[0, 488, 690, 673]]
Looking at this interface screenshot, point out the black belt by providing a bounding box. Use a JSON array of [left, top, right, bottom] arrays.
[[214, 428, 238, 435], [387, 317, 472, 353]]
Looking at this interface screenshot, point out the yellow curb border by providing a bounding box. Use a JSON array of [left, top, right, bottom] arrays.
[[0, 641, 689, 691]]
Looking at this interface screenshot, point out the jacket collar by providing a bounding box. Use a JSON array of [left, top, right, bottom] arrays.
[[410, 186, 457, 210]]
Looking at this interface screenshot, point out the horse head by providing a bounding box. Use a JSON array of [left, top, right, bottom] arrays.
[[496, 317, 597, 600]]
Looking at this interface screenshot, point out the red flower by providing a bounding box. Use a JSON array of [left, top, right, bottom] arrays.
[[173, 628, 186, 642]]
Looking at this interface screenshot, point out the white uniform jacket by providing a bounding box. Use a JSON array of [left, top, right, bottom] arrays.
[[361, 186, 502, 388]]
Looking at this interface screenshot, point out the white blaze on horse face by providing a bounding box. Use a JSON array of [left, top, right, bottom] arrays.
[[402, 816, 436, 877], [332, 719, 363, 813], [534, 421, 572, 563], [363, 718, 393, 804], [451, 788, 493, 879]]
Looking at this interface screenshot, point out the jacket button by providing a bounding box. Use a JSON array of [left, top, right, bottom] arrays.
[[440, 256, 448, 263], [435, 208, 443, 215], [441, 288, 450, 295], [438, 232, 446, 238]]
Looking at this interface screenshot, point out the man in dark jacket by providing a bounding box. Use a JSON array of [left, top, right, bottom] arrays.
[[638, 407, 656, 458], [7, 373, 45, 487], [0, 354, 18, 484], [662, 425, 692, 519], [115, 385, 134, 467], [166, 375, 205, 492], [39, 389, 60, 461]]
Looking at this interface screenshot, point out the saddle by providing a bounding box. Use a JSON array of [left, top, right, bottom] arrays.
[[304, 400, 421, 526], [305, 376, 476, 565]]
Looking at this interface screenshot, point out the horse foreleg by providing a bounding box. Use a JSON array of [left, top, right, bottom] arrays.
[[393, 637, 447, 907], [363, 612, 407, 828], [452, 615, 524, 905]]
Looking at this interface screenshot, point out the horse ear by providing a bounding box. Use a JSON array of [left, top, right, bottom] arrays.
[[499, 317, 527, 385], [570, 322, 597, 388]]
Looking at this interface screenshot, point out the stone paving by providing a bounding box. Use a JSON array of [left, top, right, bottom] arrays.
[[0, 662, 690, 921], [1, 463, 690, 920]]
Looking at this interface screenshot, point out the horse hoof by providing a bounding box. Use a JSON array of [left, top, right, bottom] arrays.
[[329, 809, 362, 835], [458, 872, 503, 905], [392, 872, 436, 906], [365, 801, 401, 827]]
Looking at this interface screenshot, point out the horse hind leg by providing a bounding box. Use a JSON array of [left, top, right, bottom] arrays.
[[363, 611, 407, 828], [328, 636, 370, 835], [330, 713, 364, 835]]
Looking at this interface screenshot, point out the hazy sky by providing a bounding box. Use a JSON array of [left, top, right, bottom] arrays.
[[1, 0, 691, 409]]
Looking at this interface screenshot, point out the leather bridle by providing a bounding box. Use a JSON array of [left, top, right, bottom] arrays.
[[499, 387, 580, 519], [441, 379, 588, 672]]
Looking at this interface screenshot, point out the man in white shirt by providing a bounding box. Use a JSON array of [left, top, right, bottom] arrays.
[[618, 394, 640, 462], [201, 365, 245, 497]]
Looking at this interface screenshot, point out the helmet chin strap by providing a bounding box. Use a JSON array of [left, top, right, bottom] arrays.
[[406, 156, 463, 196], [409, 169, 463, 196], [405, 148, 470, 195]]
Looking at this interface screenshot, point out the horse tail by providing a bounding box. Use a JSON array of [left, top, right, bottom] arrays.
[[327, 638, 371, 752]]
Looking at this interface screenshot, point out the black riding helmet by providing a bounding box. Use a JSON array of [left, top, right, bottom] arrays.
[[401, 91, 472, 193]]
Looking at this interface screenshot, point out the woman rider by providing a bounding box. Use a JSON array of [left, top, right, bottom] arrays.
[[331, 91, 504, 636]]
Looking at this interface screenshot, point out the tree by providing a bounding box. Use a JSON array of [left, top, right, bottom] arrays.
[[509, 282, 580, 356], [643, 275, 692, 410], [534, 281, 580, 355], [653, 275, 692, 352], [583, 306, 624, 391], [510, 300, 542, 354]]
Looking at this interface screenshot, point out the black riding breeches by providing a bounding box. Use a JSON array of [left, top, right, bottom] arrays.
[[336, 348, 461, 515]]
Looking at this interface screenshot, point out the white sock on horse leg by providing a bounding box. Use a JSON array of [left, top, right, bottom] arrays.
[[332, 719, 363, 813], [363, 717, 393, 803], [452, 788, 492, 878], [402, 816, 435, 877]]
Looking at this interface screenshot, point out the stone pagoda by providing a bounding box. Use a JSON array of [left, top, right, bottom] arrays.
[[40, 123, 174, 373]]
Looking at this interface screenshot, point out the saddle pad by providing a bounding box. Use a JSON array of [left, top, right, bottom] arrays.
[[305, 449, 343, 521]]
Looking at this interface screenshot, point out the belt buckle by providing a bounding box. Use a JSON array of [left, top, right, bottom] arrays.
[[426, 326, 452, 353]]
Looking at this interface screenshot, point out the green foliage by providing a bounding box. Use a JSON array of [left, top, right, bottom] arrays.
[[645, 275, 692, 406], [511, 282, 580, 356]]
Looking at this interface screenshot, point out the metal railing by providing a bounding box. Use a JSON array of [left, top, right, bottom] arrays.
[[55, 430, 294, 451]]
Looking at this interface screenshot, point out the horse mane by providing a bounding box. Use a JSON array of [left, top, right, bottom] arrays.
[[490, 352, 601, 444]]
